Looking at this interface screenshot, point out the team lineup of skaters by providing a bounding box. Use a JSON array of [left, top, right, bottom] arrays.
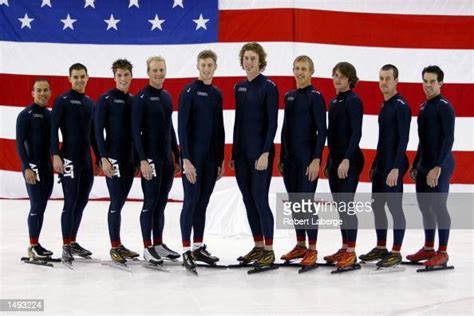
[[16, 42, 455, 274]]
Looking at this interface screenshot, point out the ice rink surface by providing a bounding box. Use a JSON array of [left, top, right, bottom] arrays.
[[1, 199, 473, 315]]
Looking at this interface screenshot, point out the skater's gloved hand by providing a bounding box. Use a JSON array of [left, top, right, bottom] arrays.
[[306, 158, 320, 182], [228, 160, 235, 171], [140, 160, 154, 181], [101, 158, 114, 178], [337, 159, 350, 179], [323, 166, 329, 178], [183, 159, 197, 184], [24, 168, 37, 185], [255, 152, 269, 171], [386, 168, 399, 187], [53, 155, 64, 174]]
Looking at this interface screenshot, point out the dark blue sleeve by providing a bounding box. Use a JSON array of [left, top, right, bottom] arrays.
[[170, 120, 180, 164], [231, 85, 239, 160], [94, 95, 107, 159], [217, 91, 225, 164], [262, 82, 279, 154], [90, 101, 100, 165], [343, 96, 363, 160], [393, 103, 411, 170], [178, 87, 192, 160], [436, 104, 455, 167], [15, 110, 30, 171], [50, 96, 63, 156], [280, 108, 287, 164], [131, 96, 146, 162], [312, 93, 327, 160]]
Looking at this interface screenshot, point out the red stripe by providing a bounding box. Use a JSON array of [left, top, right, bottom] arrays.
[[1, 74, 473, 116], [3, 140, 474, 184], [219, 9, 474, 49]]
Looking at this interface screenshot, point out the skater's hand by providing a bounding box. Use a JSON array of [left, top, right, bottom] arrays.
[[24, 168, 37, 185], [183, 159, 197, 184], [53, 155, 64, 174], [217, 161, 225, 180], [323, 166, 329, 178], [255, 152, 269, 171], [409, 167, 417, 181], [306, 159, 320, 182], [228, 160, 235, 171], [386, 168, 399, 187], [369, 168, 374, 182], [337, 159, 350, 179], [427, 166, 441, 188], [140, 160, 153, 181], [101, 158, 114, 178], [278, 162, 284, 176]]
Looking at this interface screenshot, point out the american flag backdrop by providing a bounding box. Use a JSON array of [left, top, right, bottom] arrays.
[[1, 0, 473, 201]]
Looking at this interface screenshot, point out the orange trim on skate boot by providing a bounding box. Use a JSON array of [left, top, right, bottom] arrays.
[[406, 248, 436, 262], [280, 245, 307, 261], [323, 248, 346, 263], [423, 252, 449, 267], [300, 250, 317, 267], [336, 251, 356, 269]]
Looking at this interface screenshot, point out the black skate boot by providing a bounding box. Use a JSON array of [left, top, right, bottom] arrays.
[[70, 242, 92, 258], [359, 247, 388, 263], [36, 244, 53, 257], [192, 245, 219, 265], [28, 245, 49, 259], [155, 244, 180, 261], [183, 250, 198, 275], [62, 245, 74, 269]]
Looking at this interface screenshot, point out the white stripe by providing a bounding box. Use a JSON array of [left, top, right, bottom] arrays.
[[1, 42, 472, 83], [219, 0, 474, 16], [3, 106, 474, 151], [1, 170, 472, 199]]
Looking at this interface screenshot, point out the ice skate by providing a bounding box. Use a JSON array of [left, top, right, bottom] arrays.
[[372, 252, 405, 273], [61, 245, 75, 270], [104, 247, 131, 272], [154, 244, 180, 261], [248, 250, 279, 274], [323, 248, 347, 264], [70, 242, 93, 259], [280, 245, 307, 264], [183, 250, 198, 275], [331, 251, 360, 274], [359, 247, 389, 265], [236, 246, 264, 266], [417, 252, 454, 273], [406, 248, 435, 263], [298, 250, 318, 274], [142, 247, 168, 272], [118, 245, 140, 260]]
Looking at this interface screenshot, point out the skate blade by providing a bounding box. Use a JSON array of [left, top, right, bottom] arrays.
[[22, 259, 54, 268], [370, 265, 406, 274], [21, 256, 61, 263], [101, 261, 132, 272], [73, 256, 101, 263], [61, 260, 75, 270], [401, 261, 424, 266], [141, 262, 170, 272], [360, 260, 378, 267], [298, 264, 319, 274], [247, 265, 279, 275], [196, 263, 228, 269], [331, 263, 361, 274], [278, 261, 301, 267], [417, 264, 454, 273], [227, 262, 253, 269], [184, 266, 199, 276]]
